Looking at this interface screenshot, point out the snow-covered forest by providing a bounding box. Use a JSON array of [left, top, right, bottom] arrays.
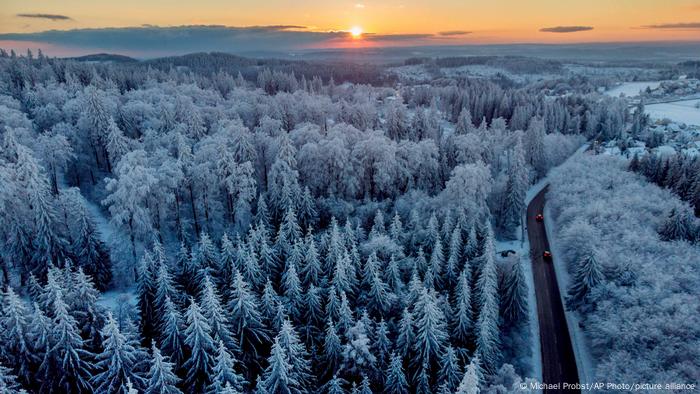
[[548, 155, 700, 386], [0, 49, 639, 393]]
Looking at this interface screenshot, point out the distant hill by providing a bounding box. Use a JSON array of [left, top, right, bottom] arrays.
[[69, 53, 138, 63]]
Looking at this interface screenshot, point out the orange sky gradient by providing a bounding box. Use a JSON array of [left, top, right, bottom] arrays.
[[1, 0, 699, 54]]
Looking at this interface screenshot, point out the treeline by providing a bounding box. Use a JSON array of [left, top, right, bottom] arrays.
[[629, 152, 700, 221]]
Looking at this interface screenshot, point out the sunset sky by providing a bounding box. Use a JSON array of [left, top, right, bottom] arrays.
[[1, 0, 699, 56]]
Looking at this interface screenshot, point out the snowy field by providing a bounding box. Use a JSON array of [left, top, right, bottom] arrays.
[[645, 99, 700, 125], [605, 81, 661, 98]]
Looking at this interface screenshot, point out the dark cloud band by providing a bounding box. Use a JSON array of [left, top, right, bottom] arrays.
[[17, 13, 73, 21], [438, 30, 472, 36], [641, 22, 700, 29], [539, 26, 593, 33]]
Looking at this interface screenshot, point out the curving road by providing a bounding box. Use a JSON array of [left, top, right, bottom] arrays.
[[527, 187, 580, 393]]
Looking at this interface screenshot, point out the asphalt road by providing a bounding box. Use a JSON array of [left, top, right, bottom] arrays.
[[527, 187, 581, 393]]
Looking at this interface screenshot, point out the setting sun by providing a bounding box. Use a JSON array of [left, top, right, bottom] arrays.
[[350, 26, 363, 38]]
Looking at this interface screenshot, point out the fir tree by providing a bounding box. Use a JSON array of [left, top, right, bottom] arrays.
[[566, 249, 603, 309], [208, 341, 245, 393], [384, 353, 408, 394], [323, 318, 343, 378], [262, 337, 301, 394], [159, 296, 186, 368], [144, 345, 182, 394], [0, 362, 22, 394], [182, 298, 216, 393], [92, 313, 146, 394], [227, 271, 269, 366], [438, 346, 461, 391], [277, 320, 312, 391], [501, 260, 528, 326], [199, 275, 239, 353], [1, 287, 35, 385], [395, 308, 415, 358], [413, 288, 448, 372], [456, 357, 480, 394], [38, 291, 94, 393]]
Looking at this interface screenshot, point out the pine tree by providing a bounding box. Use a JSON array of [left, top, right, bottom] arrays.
[[92, 313, 146, 394], [71, 197, 112, 290], [301, 230, 321, 286], [219, 233, 237, 289], [136, 252, 158, 344], [337, 291, 355, 337], [384, 353, 408, 394], [242, 241, 264, 290], [182, 298, 216, 393], [374, 318, 392, 368], [260, 278, 280, 325], [208, 341, 245, 393], [276, 320, 312, 391], [298, 186, 317, 229], [475, 283, 500, 374], [70, 268, 108, 352], [501, 260, 528, 326], [325, 374, 349, 394], [144, 345, 182, 394], [456, 357, 480, 394], [39, 291, 94, 393], [0, 287, 35, 385], [395, 308, 415, 358], [384, 254, 403, 294], [429, 238, 444, 289], [199, 275, 239, 353], [263, 337, 301, 394], [453, 268, 473, 347], [566, 249, 603, 309], [323, 318, 343, 378], [659, 208, 693, 242], [0, 362, 22, 394], [282, 261, 303, 320], [154, 262, 180, 318], [413, 288, 448, 370], [445, 227, 462, 291], [438, 346, 461, 391], [159, 296, 186, 368], [227, 271, 269, 365], [276, 207, 302, 258], [367, 271, 391, 317], [303, 284, 324, 342], [358, 375, 372, 394], [389, 213, 404, 245]]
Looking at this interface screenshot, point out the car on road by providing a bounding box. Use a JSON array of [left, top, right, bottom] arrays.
[[543, 250, 552, 261], [535, 214, 544, 222]]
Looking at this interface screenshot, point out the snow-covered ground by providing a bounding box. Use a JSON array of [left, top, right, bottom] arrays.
[[605, 81, 661, 98], [646, 99, 700, 125]]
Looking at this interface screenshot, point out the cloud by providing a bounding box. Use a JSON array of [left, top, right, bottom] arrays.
[[17, 13, 73, 21], [539, 25, 593, 33], [355, 3, 365, 8], [641, 22, 700, 29], [438, 30, 471, 36]]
